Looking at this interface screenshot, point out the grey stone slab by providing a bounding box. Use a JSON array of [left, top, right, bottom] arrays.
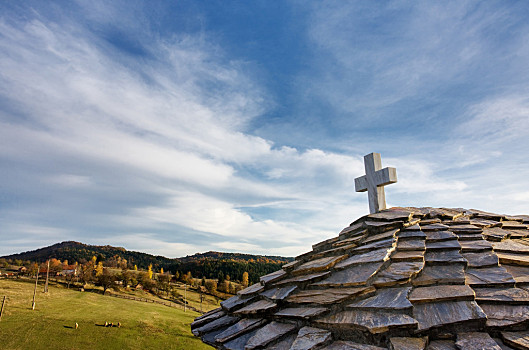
[[362, 229, 400, 245], [214, 318, 267, 343], [424, 250, 466, 264], [368, 210, 413, 222], [193, 314, 240, 336], [265, 333, 298, 350], [398, 230, 426, 240], [202, 325, 233, 347], [233, 299, 277, 315], [412, 264, 466, 286], [364, 220, 404, 233], [290, 326, 332, 350], [501, 221, 528, 230], [483, 227, 512, 241], [223, 328, 259, 350], [493, 240, 529, 253], [503, 265, 529, 283], [310, 244, 358, 260], [313, 236, 340, 252], [260, 285, 297, 301], [468, 209, 504, 221], [315, 309, 418, 334], [427, 340, 457, 350], [313, 262, 384, 287], [413, 301, 486, 331], [397, 239, 426, 251], [480, 304, 529, 327], [421, 223, 450, 231], [501, 331, 529, 350], [454, 233, 484, 242], [261, 269, 287, 285], [335, 248, 393, 269], [320, 341, 387, 350], [352, 237, 396, 254], [403, 224, 422, 231], [426, 240, 461, 251], [221, 295, 255, 312], [447, 224, 483, 233], [347, 287, 412, 311], [419, 218, 442, 225], [282, 260, 301, 271], [459, 240, 493, 252], [238, 282, 264, 296], [273, 272, 330, 286], [463, 251, 499, 268], [392, 250, 425, 262], [506, 229, 529, 239], [292, 255, 348, 275], [286, 286, 375, 304], [340, 222, 365, 237], [455, 332, 502, 350], [474, 288, 529, 304], [409, 285, 475, 304], [425, 231, 457, 242], [372, 261, 424, 287], [191, 308, 225, 329], [274, 307, 328, 319], [466, 266, 516, 287], [332, 235, 365, 248], [390, 337, 427, 350], [470, 219, 502, 228], [245, 321, 297, 350]]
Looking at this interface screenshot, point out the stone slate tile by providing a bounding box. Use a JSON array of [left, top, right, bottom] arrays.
[[493, 240, 529, 253], [462, 251, 499, 268], [447, 224, 482, 233], [474, 288, 529, 304], [332, 235, 365, 248], [455, 233, 485, 241], [482, 227, 512, 241], [426, 340, 457, 350], [496, 252, 529, 266], [261, 270, 287, 285], [260, 285, 297, 301], [282, 260, 301, 271], [413, 300, 486, 331], [347, 286, 412, 311], [273, 272, 330, 287], [364, 220, 404, 233], [290, 326, 332, 350], [223, 328, 259, 350], [372, 261, 424, 287], [501, 221, 528, 230], [286, 286, 375, 305], [492, 338, 518, 350], [274, 307, 328, 319], [238, 282, 264, 297], [412, 264, 466, 286], [392, 250, 425, 262], [419, 218, 442, 225], [214, 318, 267, 343], [409, 285, 475, 304], [292, 255, 348, 275], [320, 341, 387, 350], [503, 265, 529, 283], [421, 223, 450, 231], [455, 332, 502, 350], [468, 209, 504, 221], [390, 337, 427, 350], [310, 244, 359, 260], [265, 333, 298, 350], [480, 304, 529, 327], [312, 237, 340, 252], [398, 230, 426, 240], [335, 248, 393, 269], [339, 223, 367, 239], [470, 219, 502, 228], [425, 230, 457, 242], [397, 239, 426, 251], [202, 325, 233, 347], [403, 223, 422, 231], [501, 331, 529, 350], [245, 321, 297, 350], [191, 308, 225, 329], [368, 209, 413, 222], [193, 314, 240, 336], [425, 240, 461, 251], [312, 262, 384, 287], [315, 309, 418, 334], [466, 266, 516, 287], [234, 299, 277, 315], [424, 250, 466, 264], [352, 237, 396, 254], [459, 239, 493, 252], [362, 229, 400, 245], [507, 229, 529, 239], [221, 295, 255, 312]]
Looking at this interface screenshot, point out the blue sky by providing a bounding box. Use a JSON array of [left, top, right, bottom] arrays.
[[1, 1, 529, 258]]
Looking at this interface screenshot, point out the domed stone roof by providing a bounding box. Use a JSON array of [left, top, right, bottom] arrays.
[[191, 207, 529, 349]]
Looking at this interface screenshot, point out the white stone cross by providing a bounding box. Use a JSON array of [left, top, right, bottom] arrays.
[[355, 153, 397, 214]]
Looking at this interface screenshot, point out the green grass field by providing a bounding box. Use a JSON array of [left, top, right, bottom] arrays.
[[0, 279, 214, 350]]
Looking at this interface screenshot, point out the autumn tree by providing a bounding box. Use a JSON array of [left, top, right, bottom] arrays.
[[242, 271, 249, 288], [97, 268, 116, 294], [148, 264, 153, 279]]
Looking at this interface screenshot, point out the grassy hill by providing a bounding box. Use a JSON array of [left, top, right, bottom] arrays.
[[0, 279, 213, 350]]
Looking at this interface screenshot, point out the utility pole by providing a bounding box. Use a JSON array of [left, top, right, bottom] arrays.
[[44, 260, 50, 293], [184, 284, 187, 312], [32, 272, 39, 310], [0, 296, 6, 321]]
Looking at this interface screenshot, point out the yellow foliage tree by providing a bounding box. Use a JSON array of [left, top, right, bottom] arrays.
[[95, 261, 104, 276], [134, 264, 138, 271], [160, 267, 164, 274], [148, 264, 153, 279], [242, 271, 249, 288]]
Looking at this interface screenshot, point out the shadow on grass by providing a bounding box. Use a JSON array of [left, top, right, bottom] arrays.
[[63, 326, 74, 329]]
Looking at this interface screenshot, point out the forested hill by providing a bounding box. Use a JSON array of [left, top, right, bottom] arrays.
[[1, 241, 294, 284]]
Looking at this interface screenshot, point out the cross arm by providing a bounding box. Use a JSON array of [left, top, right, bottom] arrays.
[[355, 175, 368, 192], [373, 167, 397, 186]]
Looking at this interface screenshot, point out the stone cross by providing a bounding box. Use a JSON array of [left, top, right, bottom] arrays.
[[355, 153, 397, 214]]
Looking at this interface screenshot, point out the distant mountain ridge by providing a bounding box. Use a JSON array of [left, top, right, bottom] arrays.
[[1, 241, 293, 283]]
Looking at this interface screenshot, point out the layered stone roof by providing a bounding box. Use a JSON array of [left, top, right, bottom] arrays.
[[192, 207, 529, 349]]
